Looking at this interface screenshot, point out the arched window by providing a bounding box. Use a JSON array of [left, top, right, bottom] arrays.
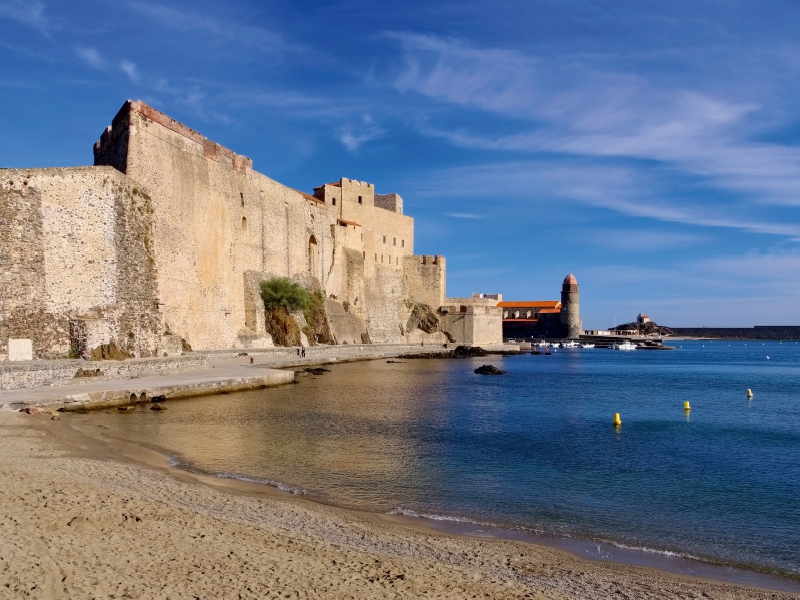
[[308, 235, 318, 278], [241, 216, 247, 232]]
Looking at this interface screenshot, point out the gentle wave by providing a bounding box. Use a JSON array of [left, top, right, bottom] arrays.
[[389, 507, 707, 564], [389, 507, 482, 523], [214, 471, 309, 496], [607, 540, 703, 561], [165, 454, 309, 496]]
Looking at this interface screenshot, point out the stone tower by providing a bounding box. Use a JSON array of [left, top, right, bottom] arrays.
[[560, 273, 581, 339]]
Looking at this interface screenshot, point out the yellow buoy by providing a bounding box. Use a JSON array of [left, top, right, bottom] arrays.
[[613, 413, 622, 427], [684, 401, 691, 411], [747, 389, 753, 398]]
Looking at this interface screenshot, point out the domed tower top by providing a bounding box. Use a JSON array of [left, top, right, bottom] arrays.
[[562, 273, 578, 291]]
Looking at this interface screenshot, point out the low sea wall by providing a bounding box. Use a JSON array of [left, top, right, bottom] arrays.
[[670, 326, 800, 340], [0, 355, 207, 391]]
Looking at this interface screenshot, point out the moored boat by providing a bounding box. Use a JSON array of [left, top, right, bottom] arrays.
[[612, 341, 637, 351]]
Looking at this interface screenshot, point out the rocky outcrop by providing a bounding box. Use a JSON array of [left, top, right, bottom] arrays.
[[74, 368, 103, 378], [303, 295, 335, 346], [264, 307, 302, 347], [406, 302, 440, 335], [474, 364, 504, 375], [89, 343, 133, 361], [451, 345, 488, 358]]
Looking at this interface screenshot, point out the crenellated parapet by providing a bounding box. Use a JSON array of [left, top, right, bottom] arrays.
[[403, 254, 446, 310]]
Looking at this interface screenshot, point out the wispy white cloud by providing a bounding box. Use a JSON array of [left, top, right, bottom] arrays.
[[584, 229, 708, 251], [119, 59, 139, 84], [338, 114, 386, 151], [128, 1, 301, 53], [445, 212, 484, 219], [387, 32, 800, 225], [0, 0, 52, 36], [75, 46, 105, 70], [409, 160, 800, 237]]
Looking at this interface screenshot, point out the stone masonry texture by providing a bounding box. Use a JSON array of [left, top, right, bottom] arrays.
[[0, 167, 160, 360]]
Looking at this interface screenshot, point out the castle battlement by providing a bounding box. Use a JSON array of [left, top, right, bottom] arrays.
[[418, 254, 444, 265]]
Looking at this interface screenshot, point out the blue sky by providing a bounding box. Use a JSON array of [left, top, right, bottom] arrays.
[[2, 0, 799, 328]]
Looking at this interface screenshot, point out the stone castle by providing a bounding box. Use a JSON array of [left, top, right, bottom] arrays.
[[0, 100, 501, 360]]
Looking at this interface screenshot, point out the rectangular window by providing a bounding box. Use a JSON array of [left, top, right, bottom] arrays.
[[381, 255, 384, 263], [401, 239, 405, 248], [383, 235, 386, 243], [363, 251, 365, 259], [332, 198, 336, 205], [358, 196, 362, 204], [393, 237, 396, 246], [375, 254, 377, 262]]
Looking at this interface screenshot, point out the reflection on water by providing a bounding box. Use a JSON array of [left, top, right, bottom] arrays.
[[88, 343, 800, 577]]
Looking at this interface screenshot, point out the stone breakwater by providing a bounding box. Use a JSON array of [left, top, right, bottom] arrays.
[[669, 326, 800, 340], [0, 344, 460, 412], [0, 354, 207, 391]]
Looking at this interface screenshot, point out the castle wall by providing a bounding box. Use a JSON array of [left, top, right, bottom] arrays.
[[92, 101, 424, 348], [403, 255, 446, 310], [439, 299, 502, 346], [0, 167, 160, 359], [439, 299, 503, 346], [374, 193, 403, 214]]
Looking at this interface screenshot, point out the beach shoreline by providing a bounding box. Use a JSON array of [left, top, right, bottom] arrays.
[[2, 409, 798, 599]]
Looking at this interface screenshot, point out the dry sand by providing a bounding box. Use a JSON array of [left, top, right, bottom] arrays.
[[1, 410, 797, 600]]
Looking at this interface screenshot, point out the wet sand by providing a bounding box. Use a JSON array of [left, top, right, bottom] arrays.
[[1, 410, 798, 599]]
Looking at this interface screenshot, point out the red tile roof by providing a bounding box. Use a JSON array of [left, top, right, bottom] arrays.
[[498, 301, 560, 308], [294, 188, 324, 204], [537, 308, 562, 314], [337, 218, 361, 227]]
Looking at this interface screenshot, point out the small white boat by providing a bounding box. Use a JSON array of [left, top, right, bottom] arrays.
[[536, 342, 549, 348], [613, 341, 637, 351], [551, 343, 560, 348], [561, 340, 579, 348], [581, 343, 595, 349]]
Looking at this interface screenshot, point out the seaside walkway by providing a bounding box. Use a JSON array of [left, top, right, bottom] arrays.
[[0, 344, 454, 411]]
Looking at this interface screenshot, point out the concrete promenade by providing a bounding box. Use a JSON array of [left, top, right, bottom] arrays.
[[0, 344, 454, 411]]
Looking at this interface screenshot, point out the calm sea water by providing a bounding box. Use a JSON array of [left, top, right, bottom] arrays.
[[90, 341, 800, 576]]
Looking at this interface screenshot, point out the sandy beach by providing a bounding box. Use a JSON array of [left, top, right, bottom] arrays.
[[0, 410, 796, 600]]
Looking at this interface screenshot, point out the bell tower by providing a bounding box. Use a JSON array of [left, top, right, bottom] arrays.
[[560, 273, 581, 339]]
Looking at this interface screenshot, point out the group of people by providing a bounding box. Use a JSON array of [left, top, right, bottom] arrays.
[[297, 346, 306, 357]]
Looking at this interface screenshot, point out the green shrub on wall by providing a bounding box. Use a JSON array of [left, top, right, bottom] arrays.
[[260, 278, 310, 312]]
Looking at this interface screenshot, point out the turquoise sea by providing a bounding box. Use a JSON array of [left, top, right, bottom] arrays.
[[90, 341, 800, 580]]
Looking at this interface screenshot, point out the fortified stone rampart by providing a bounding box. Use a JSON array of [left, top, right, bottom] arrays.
[[2, 100, 502, 355], [438, 300, 502, 346], [0, 167, 160, 359], [90, 100, 439, 348], [403, 255, 446, 310]]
